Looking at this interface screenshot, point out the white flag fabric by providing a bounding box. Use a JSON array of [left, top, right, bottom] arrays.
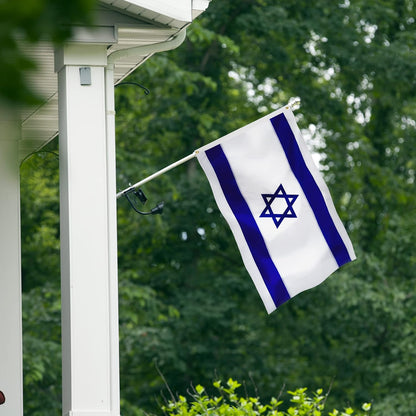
[[196, 105, 356, 313]]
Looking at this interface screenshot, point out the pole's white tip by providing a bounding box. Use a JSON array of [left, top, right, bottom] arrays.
[[289, 98, 301, 110]]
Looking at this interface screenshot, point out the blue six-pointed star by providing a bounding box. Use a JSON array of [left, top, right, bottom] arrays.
[[259, 184, 299, 229]]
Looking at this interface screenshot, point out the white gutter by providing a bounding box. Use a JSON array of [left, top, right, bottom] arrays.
[[107, 28, 186, 65], [97, 26, 188, 412]]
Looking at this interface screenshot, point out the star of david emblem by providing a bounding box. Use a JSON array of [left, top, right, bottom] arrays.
[[259, 184, 299, 229]]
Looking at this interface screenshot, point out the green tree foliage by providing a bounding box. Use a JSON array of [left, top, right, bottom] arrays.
[[114, 1, 416, 414], [20, 145, 60, 292], [20, 142, 61, 415], [20, 0, 416, 415], [0, 0, 96, 105], [22, 283, 61, 416]]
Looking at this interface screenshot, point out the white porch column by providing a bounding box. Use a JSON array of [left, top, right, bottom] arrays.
[[0, 108, 23, 416], [56, 44, 120, 416]]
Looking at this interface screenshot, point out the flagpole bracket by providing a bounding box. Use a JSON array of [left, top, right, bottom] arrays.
[[123, 187, 164, 216]]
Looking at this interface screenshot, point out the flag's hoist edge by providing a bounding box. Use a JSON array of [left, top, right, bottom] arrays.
[[196, 106, 356, 313]]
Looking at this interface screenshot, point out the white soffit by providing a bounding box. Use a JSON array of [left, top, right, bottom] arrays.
[[18, 0, 211, 162]]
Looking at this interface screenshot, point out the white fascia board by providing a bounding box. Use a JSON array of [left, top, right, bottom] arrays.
[[192, 0, 211, 19], [127, 0, 192, 22]]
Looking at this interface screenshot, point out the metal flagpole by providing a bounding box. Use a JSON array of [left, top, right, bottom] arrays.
[[116, 99, 301, 199], [116, 151, 197, 199]]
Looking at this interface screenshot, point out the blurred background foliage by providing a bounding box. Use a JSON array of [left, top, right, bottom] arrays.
[[0, 0, 95, 105], [18, 0, 416, 415]]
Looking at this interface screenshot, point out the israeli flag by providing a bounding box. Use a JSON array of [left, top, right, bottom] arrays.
[[196, 106, 356, 313]]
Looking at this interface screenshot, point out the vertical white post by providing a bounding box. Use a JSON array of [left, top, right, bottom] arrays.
[[56, 44, 120, 416], [0, 108, 24, 416]]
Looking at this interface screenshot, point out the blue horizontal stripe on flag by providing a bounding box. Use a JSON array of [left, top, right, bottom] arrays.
[[270, 113, 352, 267], [205, 144, 290, 308]]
